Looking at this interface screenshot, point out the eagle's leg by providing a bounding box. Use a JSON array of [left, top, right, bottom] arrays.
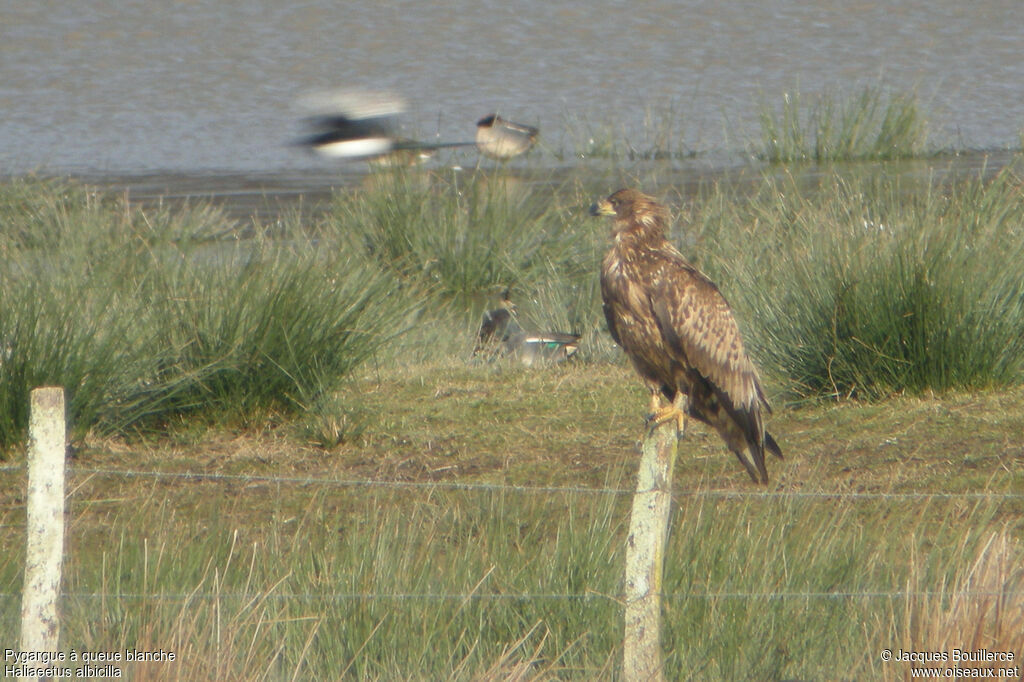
[[645, 389, 687, 439]]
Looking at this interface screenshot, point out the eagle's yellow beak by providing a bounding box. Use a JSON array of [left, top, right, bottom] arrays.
[[589, 199, 615, 217]]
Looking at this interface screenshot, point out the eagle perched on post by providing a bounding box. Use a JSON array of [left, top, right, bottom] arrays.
[[590, 189, 782, 483]]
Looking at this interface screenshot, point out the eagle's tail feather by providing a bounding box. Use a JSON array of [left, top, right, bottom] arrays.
[[735, 403, 771, 484], [733, 447, 765, 484]]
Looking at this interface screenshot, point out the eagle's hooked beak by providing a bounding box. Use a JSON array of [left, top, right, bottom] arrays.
[[589, 199, 614, 217]]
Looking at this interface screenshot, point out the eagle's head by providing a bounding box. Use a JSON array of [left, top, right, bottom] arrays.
[[589, 188, 669, 238]]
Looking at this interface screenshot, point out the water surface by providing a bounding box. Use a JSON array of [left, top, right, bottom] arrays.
[[2, 0, 1023, 178]]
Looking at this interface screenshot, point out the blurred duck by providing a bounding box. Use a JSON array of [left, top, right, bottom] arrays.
[[297, 88, 538, 163], [474, 291, 580, 366], [297, 88, 408, 161], [475, 114, 539, 160]]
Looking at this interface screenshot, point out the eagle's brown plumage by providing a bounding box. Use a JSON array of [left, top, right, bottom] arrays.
[[590, 188, 782, 483]]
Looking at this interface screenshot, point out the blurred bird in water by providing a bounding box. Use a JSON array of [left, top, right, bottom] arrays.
[[297, 88, 409, 160], [474, 114, 539, 160], [475, 290, 580, 366], [296, 88, 538, 163]]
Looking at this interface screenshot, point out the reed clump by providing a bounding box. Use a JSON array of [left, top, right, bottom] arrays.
[[326, 169, 586, 305], [693, 165, 1024, 400], [757, 86, 929, 163], [0, 178, 409, 450]]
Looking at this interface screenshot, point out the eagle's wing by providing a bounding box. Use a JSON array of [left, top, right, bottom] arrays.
[[648, 257, 766, 413], [602, 301, 623, 347]]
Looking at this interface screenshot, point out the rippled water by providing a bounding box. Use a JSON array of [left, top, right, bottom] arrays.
[[2, 0, 1023, 176]]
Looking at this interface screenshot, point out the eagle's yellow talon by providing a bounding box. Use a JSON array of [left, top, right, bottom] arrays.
[[645, 405, 686, 439]]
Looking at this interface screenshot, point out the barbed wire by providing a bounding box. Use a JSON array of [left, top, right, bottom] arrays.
[[2, 462, 1024, 499], [2, 463, 1022, 500], [0, 589, 1020, 603], [3, 465, 1022, 607]]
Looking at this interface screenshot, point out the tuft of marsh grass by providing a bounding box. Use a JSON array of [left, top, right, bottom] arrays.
[[127, 229, 412, 425], [0, 178, 411, 451], [692, 165, 1024, 401], [554, 104, 696, 163], [756, 86, 929, 163], [327, 168, 587, 306]]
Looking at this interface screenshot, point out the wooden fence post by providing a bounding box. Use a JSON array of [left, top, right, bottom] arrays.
[[622, 420, 679, 682], [19, 387, 67, 660]]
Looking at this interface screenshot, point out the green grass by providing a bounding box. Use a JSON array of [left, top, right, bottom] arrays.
[[756, 86, 929, 163], [318, 168, 619, 366], [327, 168, 586, 307], [0, 178, 411, 450], [2, 126, 1024, 678], [20, 495, 1018, 678], [2, 364, 1022, 679], [3, 159, 1024, 449], [555, 103, 696, 162], [691, 165, 1024, 400]]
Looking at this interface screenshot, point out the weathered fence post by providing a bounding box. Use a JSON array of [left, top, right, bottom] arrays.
[[19, 387, 67, 662], [623, 420, 679, 682]]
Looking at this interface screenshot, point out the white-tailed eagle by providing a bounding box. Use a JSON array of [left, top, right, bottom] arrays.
[[591, 188, 782, 483]]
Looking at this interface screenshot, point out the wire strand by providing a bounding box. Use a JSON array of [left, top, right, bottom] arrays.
[[2, 464, 1021, 501], [0, 590, 1020, 603]]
